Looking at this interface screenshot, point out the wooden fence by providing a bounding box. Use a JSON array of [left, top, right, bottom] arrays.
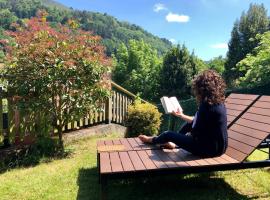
[[0, 81, 145, 145]]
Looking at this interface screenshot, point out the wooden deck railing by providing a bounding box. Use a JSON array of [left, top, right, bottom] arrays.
[[0, 81, 145, 145]]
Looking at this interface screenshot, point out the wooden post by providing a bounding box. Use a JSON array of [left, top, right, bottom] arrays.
[[7, 98, 13, 144], [14, 108, 20, 145], [0, 87, 3, 140], [105, 96, 112, 124]]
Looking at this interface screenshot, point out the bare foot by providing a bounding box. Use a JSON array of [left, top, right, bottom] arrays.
[[162, 142, 176, 149], [138, 135, 153, 143]]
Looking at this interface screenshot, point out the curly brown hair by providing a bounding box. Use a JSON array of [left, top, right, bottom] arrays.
[[192, 70, 226, 105]]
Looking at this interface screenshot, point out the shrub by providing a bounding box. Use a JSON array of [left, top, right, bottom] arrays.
[[125, 100, 162, 137], [2, 11, 111, 148]]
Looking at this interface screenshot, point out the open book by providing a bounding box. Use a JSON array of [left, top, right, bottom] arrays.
[[160, 96, 183, 114]]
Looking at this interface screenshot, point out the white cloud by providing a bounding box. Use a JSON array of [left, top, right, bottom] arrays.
[[169, 38, 177, 44], [153, 3, 167, 12], [210, 43, 228, 49], [166, 12, 190, 23]]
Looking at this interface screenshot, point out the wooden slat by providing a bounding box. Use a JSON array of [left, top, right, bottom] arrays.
[[228, 138, 254, 154], [146, 150, 168, 168], [127, 138, 141, 150], [247, 107, 270, 117], [213, 156, 231, 164], [154, 150, 178, 168], [128, 151, 146, 170], [259, 95, 270, 102], [236, 118, 270, 133], [220, 154, 239, 163], [97, 140, 105, 147], [252, 101, 270, 109], [227, 115, 235, 122], [174, 149, 200, 166], [225, 98, 252, 106], [89, 111, 93, 125], [116, 92, 120, 123], [204, 158, 220, 165], [119, 138, 133, 151], [119, 152, 135, 172], [113, 91, 117, 122], [164, 149, 189, 167], [225, 103, 247, 111], [119, 94, 122, 124], [100, 152, 111, 173], [243, 113, 270, 124], [123, 95, 127, 122], [228, 93, 258, 100], [98, 145, 125, 152], [194, 158, 210, 166], [230, 124, 267, 140], [134, 137, 154, 150], [104, 140, 113, 146], [112, 139, 122, 145], [227, 109, 242, 117], [110, 152, 123, 172], [137, 151, 156, 169], [225, 147, 247, 162], [228, 130, 261, 147]]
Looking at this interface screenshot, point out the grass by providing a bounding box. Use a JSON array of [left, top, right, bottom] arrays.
[[0, 134, 269, 200]]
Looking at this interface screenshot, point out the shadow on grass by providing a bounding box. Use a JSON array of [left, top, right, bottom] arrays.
[[77, 168, 251, 200], [0, 137, 72, 174]]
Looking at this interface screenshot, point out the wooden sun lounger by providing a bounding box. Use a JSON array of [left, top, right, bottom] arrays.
[[97, 94, 270, 200]]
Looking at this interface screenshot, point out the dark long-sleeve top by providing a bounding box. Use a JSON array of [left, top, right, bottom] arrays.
[[191, 101, 228, 157]]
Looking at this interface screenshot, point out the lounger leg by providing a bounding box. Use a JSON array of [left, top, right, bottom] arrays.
[[97, 153, 100, 184], [100, 177, 108, 200], [268, 141, 270, 160]]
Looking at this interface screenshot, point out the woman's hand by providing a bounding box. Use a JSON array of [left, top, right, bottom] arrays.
[[172, 108, 184, 118], [172, 108, 194, 123]]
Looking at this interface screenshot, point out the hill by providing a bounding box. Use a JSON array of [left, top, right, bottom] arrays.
[[0, 0, 172, 56], [42, 0, 69, 10]]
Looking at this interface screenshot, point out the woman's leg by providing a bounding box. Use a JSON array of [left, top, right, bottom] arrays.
[[178, 122, 192, 135], [152, 131, 198, 153]]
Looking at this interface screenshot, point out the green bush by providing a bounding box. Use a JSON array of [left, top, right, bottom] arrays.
[[125, 100, 162, 137]]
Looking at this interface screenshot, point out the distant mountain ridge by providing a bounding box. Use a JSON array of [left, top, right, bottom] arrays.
[[0, 0, 172, 56], [42, 0, 69, 10]]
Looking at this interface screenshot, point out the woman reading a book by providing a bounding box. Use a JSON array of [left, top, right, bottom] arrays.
[[139, 70, 228, 157]]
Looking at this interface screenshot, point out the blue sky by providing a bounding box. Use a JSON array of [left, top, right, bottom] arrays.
[[57, 0, 270, 60]]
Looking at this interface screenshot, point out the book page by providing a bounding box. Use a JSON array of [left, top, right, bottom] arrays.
[[160, 96, 174, 114], [169, 97, 183, 112]]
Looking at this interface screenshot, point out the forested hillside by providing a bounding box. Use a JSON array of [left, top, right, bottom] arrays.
[[0, 0, 172, 57]]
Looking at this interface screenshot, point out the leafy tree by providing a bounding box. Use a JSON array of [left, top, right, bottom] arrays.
[[113, 40, 162, 101], [2, 14, 111, 148], [0, 9, 18, 29], [236, 31, 270, 87], [224, 3, 269, 87], [208, 56, 226, 75], [159, 45, 195, 99]]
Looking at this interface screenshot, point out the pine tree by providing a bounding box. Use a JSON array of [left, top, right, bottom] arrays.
[[159, 45, 193, 99], [224, 21, 243, 85], [224, 3, 270, 87]]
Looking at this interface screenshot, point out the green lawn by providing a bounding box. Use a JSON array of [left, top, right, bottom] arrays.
[[0, 134, 269, 200]]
